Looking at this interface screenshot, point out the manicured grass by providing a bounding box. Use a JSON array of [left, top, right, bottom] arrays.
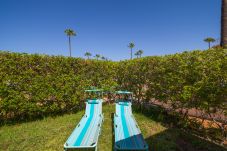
[[0, 104, 225, 151]]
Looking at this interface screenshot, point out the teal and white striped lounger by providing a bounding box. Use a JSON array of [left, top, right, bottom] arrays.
[[64, 99, 103, 151], [114, 101, 148, 151]]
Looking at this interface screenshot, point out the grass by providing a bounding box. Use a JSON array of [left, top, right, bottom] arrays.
[[0, 104, 226, 151]]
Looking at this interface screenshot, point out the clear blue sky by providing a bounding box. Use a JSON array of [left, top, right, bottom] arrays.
[[0, 0, 221, 60]]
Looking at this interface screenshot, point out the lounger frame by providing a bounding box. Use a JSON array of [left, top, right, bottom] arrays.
[[114, 101, 148, 151], [64, 99, 104, 151]]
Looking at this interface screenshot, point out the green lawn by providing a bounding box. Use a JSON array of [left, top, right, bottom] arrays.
[[0, 104, 225, 151]]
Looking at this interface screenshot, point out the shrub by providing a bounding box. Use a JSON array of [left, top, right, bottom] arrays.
[[0, 52, 116, 121], [0, 48, 226, 129]]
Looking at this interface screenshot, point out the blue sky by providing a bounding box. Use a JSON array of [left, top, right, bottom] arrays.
[[0, 0, 221, 60]]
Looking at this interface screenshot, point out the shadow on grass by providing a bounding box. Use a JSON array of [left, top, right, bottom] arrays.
[[145, 128, 226, 151], [132, 104, 227, 151], [0, 104, 84, 127], [111, 113, 115, 151]]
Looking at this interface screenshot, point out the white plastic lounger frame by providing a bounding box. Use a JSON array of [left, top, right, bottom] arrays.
[[64, 99, 104, 151], [114, 101, 148, 151], [114, 91, 148, 151]]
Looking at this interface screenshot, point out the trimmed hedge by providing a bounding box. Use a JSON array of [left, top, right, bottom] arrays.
[[118, 49, 227, 115], [0, 52, 116, 121], [117, 49, 227, 142], [0, 49, 226, 124]]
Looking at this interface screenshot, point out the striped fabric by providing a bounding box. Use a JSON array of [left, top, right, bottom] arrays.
[[64, 99, 103, 150], [114, 102, 148, 151]]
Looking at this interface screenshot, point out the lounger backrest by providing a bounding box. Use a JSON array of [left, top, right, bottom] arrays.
[[116, 101, 132, 116], [85, 99, 102, 117]]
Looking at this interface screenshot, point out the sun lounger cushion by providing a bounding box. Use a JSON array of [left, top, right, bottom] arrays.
[[114, 101, 148, 151]]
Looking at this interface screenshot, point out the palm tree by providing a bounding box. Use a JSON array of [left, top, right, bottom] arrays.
[[84, 52, 92, 59], [128, 42, 135, 59], [101, 56, 106, 60], [64, 29, 76, 57], [135, 50, 144, 58], [95, 54, 101, 60], [204, 37, 215, 49], [134, 51, 140, 58], [137, 50, 144, 58], [221, 0, 227, 48]]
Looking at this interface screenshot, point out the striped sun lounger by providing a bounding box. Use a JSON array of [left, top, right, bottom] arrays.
[[114, 101, 148, 151], [64, 99, 103, 151]]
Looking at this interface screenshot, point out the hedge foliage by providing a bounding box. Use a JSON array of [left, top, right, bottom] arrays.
[[117, 49, 227, 142], [0, 52, 116, 121], [118, 49, 227, 115], [0, 49, 226, 124]]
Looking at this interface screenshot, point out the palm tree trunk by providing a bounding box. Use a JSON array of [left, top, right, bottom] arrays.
[[221, 0, 227, 48], [130, 48, 132, 59], [209, 42, 211, 49], [68, 36, 72, 57]]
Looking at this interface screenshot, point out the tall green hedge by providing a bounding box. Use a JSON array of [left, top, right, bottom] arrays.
[[116, 49, 227, 142], [0, 52, 116, 121], [117, 49, 227, 118], [0, 49, 226, 123]]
